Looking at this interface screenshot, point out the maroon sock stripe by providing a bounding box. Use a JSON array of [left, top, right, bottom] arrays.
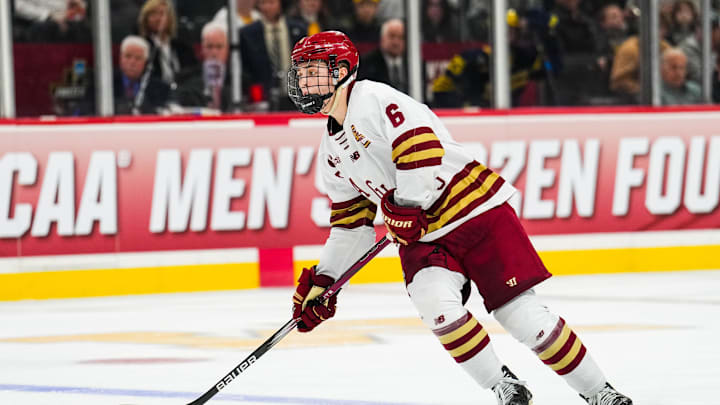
[[432, 312, 491, 364], [442, 322, 484, 351], [542, 331, 578, 366], [533, 317, 566, 354], [556, 345, 587, 375], [453, 334, 490, 363], [432, 312, 472, 336]]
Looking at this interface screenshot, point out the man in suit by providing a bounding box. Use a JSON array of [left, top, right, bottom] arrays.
[[239, 0, 307, 110], [357, 18, 407, 93], [114, 35, 170, 115], [175, 22, 232, 112]]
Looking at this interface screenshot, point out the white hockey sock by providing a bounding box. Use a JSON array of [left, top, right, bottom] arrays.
[[432, 311, 504, 389], [407, 267, 504, 389], [494, 290, 607, 396]]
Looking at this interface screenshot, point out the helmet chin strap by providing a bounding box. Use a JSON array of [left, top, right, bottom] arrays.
[[323, 69, 356, 116]]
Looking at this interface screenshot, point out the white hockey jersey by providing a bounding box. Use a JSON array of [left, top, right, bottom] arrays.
[[315, 80, 516, 280]]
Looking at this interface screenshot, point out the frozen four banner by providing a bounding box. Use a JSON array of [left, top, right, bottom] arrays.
[[1, 110, 719, 259]]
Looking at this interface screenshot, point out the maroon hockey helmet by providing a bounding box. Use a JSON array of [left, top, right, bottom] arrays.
[[288, 31, 360, 114], [291, 31, 359, 73]]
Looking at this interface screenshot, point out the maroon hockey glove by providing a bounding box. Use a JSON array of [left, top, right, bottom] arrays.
[[380, 189, 428, 245], [292, 266, 337, 333]]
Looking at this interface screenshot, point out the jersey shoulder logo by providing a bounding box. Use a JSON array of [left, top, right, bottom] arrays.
[[350, 124, 372, 148]]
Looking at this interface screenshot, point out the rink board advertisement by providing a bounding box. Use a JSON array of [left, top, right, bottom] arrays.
[[1, 108, 719, 299]]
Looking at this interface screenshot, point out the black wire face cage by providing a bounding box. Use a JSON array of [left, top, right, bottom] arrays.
[[287, 59, 337, 114]]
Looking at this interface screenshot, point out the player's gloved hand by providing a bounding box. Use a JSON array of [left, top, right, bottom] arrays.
[[380, 189, 428, 245], [292, 266, 337, 333]]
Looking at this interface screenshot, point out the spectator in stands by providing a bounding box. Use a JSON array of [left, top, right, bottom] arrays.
[[592, 3, 630, 103], [23, 0, 91, 42], [422, 0, 459, 43], [212, 0, 260, 30], [660, 48, 702, 105], [358, 18, 407, 93], [175, 23, 232, 112], [595, 3, 628, 62], [288, 0, 330, 36], [610, 19, 671, 102], [376, 0, 404, 22], [552, 0, 606, 104], [114, 35, 171, 114], [432, 8, 558, 108], [239, 0, 306, 110], [111, 0, 141, 42], [138, 0, 198, 87], [677, 13, 720, 85], [553, 0, 597, 54], [345, 0, 382, 44], [669, 0, 698, 45]]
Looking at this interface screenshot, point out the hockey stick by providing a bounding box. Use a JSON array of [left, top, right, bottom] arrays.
[[187, 234, 393, 405]]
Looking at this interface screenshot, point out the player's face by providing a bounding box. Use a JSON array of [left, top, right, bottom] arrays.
[[296, 60, 334, 97]]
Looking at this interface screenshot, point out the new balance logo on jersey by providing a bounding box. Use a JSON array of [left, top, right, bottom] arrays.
[[506, 277, 517, 287], [434, 315, 445, 325], [384, 217, 413, 228], [350, 151, 360, 161]]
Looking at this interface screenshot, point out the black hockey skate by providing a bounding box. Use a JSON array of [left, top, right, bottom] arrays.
[[580, 383, 633, 405], [491, 366, 533, 405]]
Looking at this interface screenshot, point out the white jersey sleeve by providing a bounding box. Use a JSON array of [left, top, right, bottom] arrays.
[[315, 140, 377, 281]]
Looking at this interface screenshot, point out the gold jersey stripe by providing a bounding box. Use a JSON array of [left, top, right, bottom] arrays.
[[330, 208, 376, 226], [395, 148, 445, 165], [448, 328, 489, 358], [331, 200, 373, 217], [427, 172, 499, 233], [538, 324, 571, 361], [392, 132, 438, 161], [431, 164, 487, 216], [550, 337, 583, 371], [438, 317, 479, 345]]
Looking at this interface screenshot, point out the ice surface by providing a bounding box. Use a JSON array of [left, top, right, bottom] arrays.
[[1, 270, 718, 405]]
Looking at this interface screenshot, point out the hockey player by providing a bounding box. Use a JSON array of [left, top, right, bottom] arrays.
[[287, 31, 633, 405]]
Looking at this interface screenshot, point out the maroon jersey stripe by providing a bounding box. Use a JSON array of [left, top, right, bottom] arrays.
[[454, 334, 491, 363], [391, 126, 434, 149], [428, 176, 506, 227], [393, 140, 444, 163], [331, 195, 370, 210], [428, 161, 484, 213], [556, 345, 587, 375], [428, 167, 496, 220], [332, 217, 375, 229], [330, 205, 377, 222], [396, 157, 443, 170]]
